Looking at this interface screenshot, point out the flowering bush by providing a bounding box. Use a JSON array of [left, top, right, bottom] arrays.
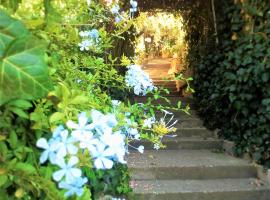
[[0, 0, 189, 199]]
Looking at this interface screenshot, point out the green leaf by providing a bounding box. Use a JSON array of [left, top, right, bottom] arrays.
[[0, 9, 29, 57], [8, 130, 17, 149], [15, 162, 36, 174], [0, 10, 52, 106], [9, 107, 29, 119], [49, 112, 65, 123], [6, 99, 32, 109], [0, 175, 8, 187]]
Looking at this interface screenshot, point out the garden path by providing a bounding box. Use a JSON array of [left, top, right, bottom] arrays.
[[128, 58, 270, 200]]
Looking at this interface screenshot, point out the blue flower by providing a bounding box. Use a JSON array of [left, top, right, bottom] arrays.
[[77, 131, 98, 152], [100, 131, 126, 164], [115, 15, 123, 23], [78, 40, 92, 51], [53, 156, 82, 183], [52, 125, 65, 139], [67, 112, 93, 140], [111, 5, 120, 14], [130, 0, 138, 8], [36, 138, 59, 164], [88, 29, 99, 39], [90, 110, 118, 135], [125, 64, 154, 96], [59, 177, 88, 197], [90, 141, 115, 169], [56, 130, 78, 158], [143, 117, 155, 128]]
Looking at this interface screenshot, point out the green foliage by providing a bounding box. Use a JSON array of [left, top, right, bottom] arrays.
[[0, 10, 52, 105], [190, 0, 270, 167]]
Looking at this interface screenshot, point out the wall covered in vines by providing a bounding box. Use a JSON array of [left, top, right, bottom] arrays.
[[190, 0, 270, 167]]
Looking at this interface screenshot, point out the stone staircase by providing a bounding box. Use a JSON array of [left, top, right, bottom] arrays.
[[127, 59, 270, 200]]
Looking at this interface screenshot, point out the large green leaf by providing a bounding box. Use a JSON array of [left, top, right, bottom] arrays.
[[0, 10, 52, 105]]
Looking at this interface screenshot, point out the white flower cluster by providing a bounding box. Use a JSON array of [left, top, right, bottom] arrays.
[[125, 64, 155, 96]]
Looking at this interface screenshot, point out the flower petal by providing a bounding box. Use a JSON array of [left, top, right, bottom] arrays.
[[36, 138, 49, 149], [94, 158, 104, 169], [102, 158, 114, 169], [39, 150, 49, 164], [68, 156, 79, 167], [66, 120, 79, 129], [67, 144, 78, 155], [53, 169, 66, 182]]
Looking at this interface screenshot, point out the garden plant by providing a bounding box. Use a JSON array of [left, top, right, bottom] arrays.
[[0, 0, 190, 199]]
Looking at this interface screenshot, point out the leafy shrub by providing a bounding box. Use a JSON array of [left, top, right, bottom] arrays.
[[0, 1, 189, 199], [192, 0, 270, 167]]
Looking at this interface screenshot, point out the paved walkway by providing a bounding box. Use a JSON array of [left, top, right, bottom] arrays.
[[129, 58, 270, 200]]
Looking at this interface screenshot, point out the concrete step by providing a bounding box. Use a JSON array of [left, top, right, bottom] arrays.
[[153, 80, 176, 87], [174, 128, 215, 138], [131, 137, 222, 150], [175, 118, 204, 128], [131, 178, 270, 200], [134, 97, 196, 107], [128, 150, 257, 180], [155, 109, 199, 119]]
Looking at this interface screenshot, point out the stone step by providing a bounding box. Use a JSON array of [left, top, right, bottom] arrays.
[[155, 109, 199, 119], [134, 97, 196, 107], [128, 150, 257, 180], [131, 138, 222, 150], [174, 128, 215, 138], [153, 80, 176, 87], [131, 178, 270, 200], [175, 118, 203, 128]]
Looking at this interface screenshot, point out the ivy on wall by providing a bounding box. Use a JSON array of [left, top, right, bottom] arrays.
[[190, 0, 270, 167]]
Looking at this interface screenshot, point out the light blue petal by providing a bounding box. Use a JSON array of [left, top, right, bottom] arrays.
[[56, 146, 67, 159], [48, 152, 57, 164], [70, 168, 82, 178], [55, 158, 66, 168], [39, 150, 49, 164], [78, 112, 88, 127], [67, 144, 78, 155], [75, 187, 84, 197], [60, 130, 69, 141], [94, 158, 104, 169], [53, 169, 66, 182], [68, 156, 79, 167], [36, 138, 49, 149], [102, 158, 114, 169]]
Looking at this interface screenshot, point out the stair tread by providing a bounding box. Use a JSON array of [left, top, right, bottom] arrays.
[[132, 178, 270, 194], [127, 150, 252, 169]]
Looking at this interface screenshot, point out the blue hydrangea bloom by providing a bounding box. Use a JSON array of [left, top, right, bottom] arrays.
[[59, 177, 88, 197], [53, 156, 82, 183]]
